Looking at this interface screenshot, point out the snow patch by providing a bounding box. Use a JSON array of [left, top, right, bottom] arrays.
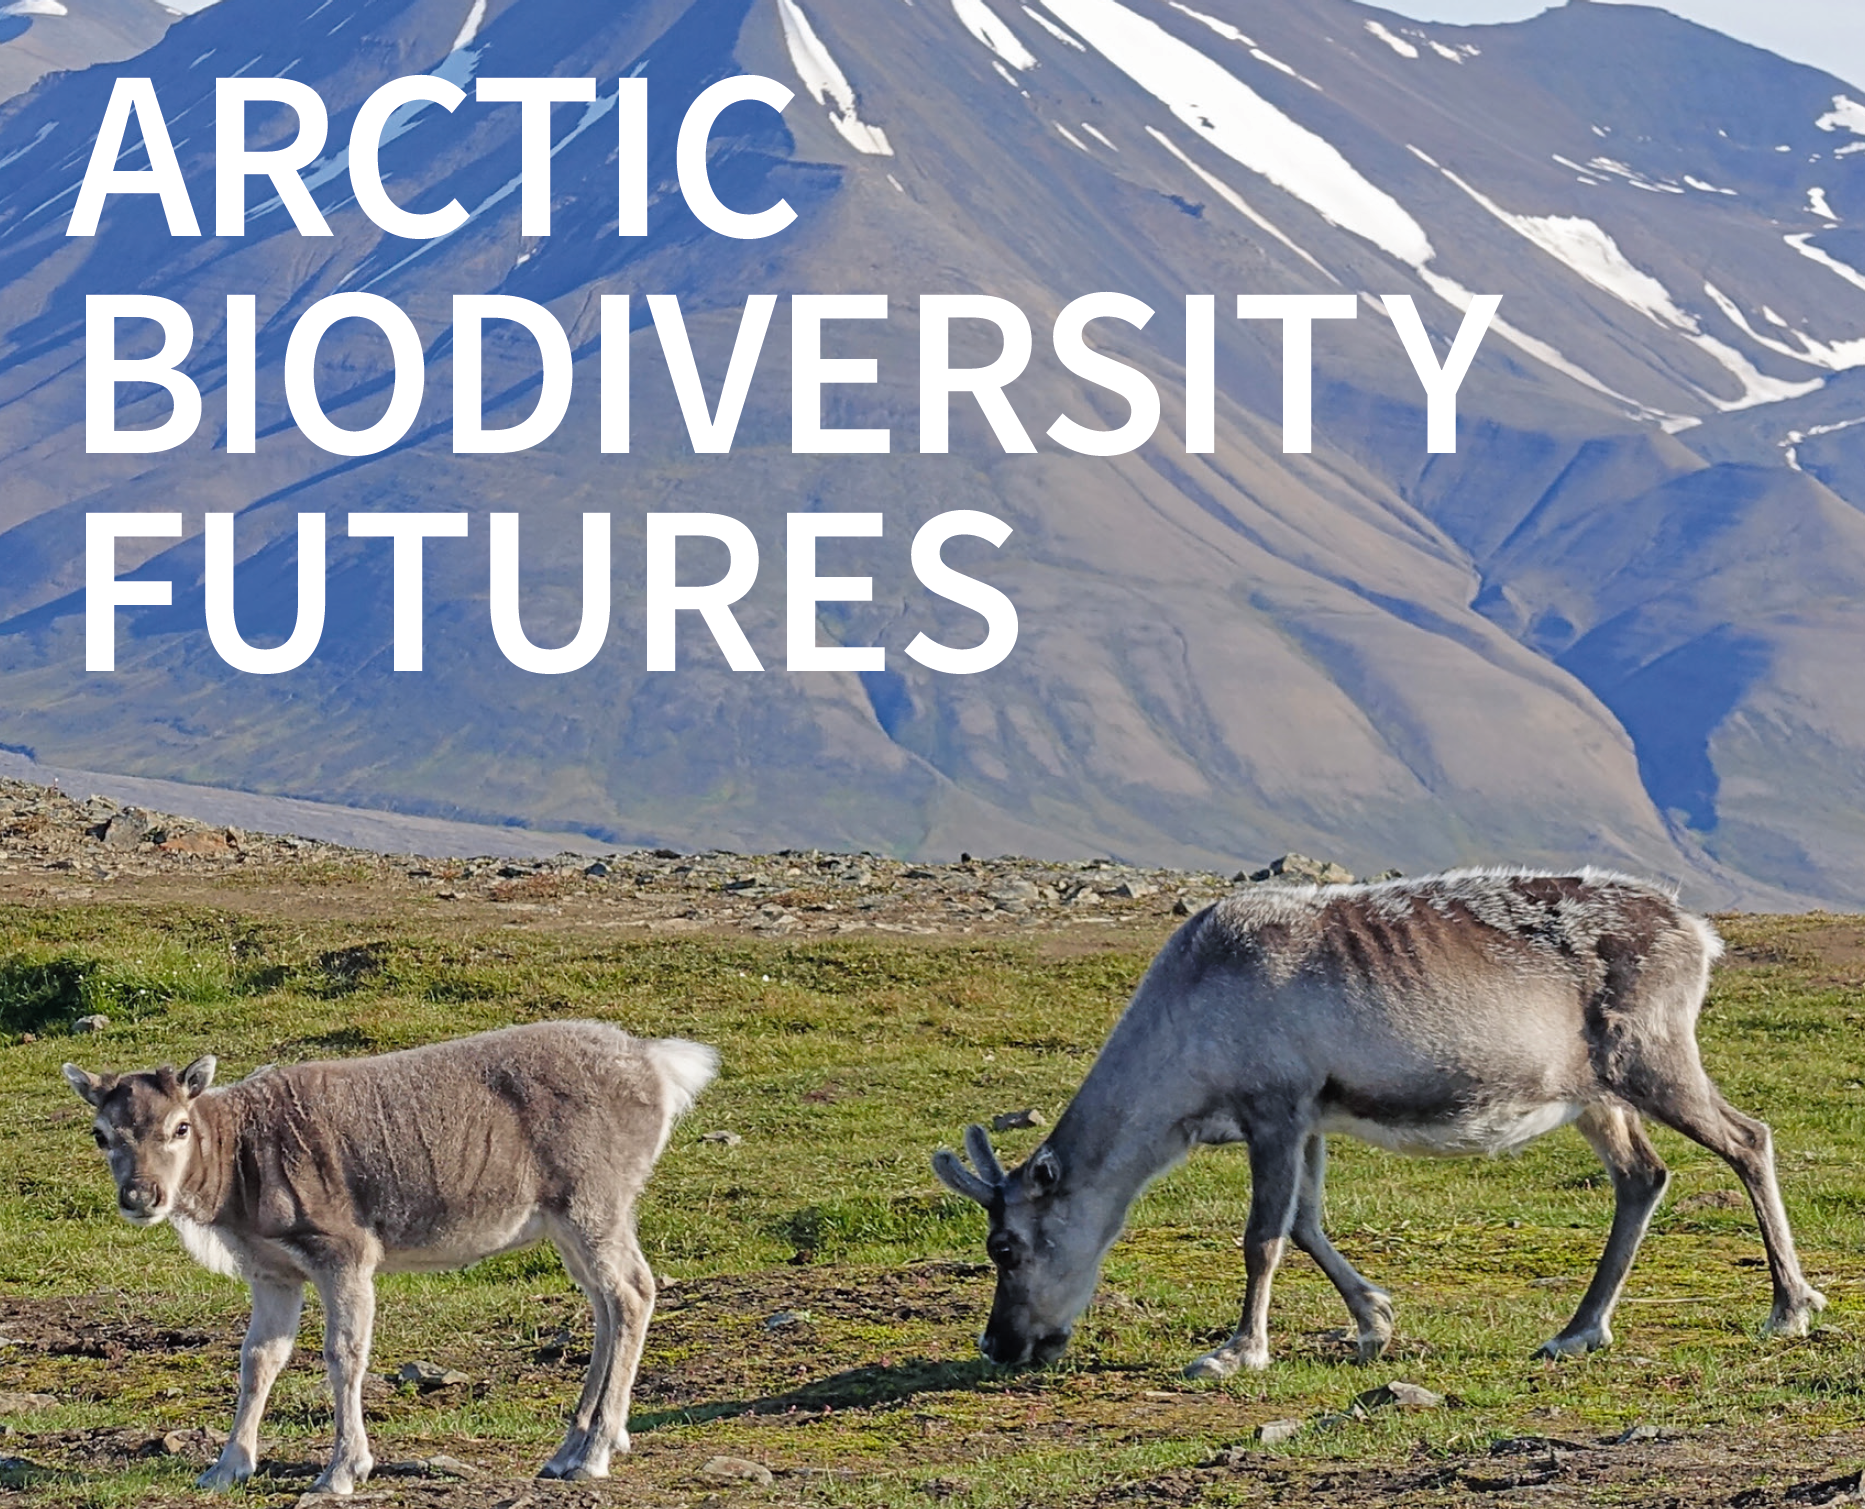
[[1808, 186, 1838, 222], [1440, 167, 1821, 410], [1053, 121, 1090, 151], [1841, 142, 1865, 158], [1039, 0, 1432, 265], [1416, 266, 1657, 417], [1786, 232, 1865, 294], [1585, 155, 1682, 193], [1080, 121, 1117, 150], [1427, 39, 1462, 62], [1704, 281, 1865, 372], [2, 0, 67, 14], [776, 0, 894, 155], [1816, 95, 1865, 136], [1364, 20, 1417, 58], [0, 120, 55, 173], [448, 0, 486, 51], [1683, 175, 1735, 195], [1146, 125, 1332, 279], [991, 58, 1025, 89], [1021, 4, 1084, 48], [953, 0, 1038, 70], [1443, 170, 1686, 325], [1168, 2, 1318, 88], [1169, 2, 1250, 45]]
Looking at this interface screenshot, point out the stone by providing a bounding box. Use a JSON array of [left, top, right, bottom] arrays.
[[991, 1108, 1046, 1131], [763, 1311, 811, 1329], [1358, 1380, 1443, 1411], [100, 813, 149, 849], [419, 1454, 478, 1478], [1250, 854, 1354, 886], [1614, 1423, 1663, 1444], [159, 828, 233, 857], [1171, 897, 1193, 916], [701, 1455, 774, 1485], [583, 861, 610, 878], [396, 1360, 470, 1389], [1111, 879, 1155, 899], [700, 1130, 743, 1146], [72, 1014, 109, 1034], [0, 1393, 55, 1414], [1255, 1418, 1304, 1444]]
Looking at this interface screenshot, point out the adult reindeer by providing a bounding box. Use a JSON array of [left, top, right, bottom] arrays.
[[64, 1021, 715, 1494], [935, 870, 1823, 1376]]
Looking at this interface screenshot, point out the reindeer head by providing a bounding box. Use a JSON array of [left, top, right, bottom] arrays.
[[62, 1057, 216, 1226], [933, 1125, 1104, 1367]]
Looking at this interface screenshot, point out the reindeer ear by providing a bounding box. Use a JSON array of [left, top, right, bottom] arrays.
[[62, 1063, 107, 1106], [1027, 1145, 1062, 1195], [933, 1148, 995, 1206], [179, 1056, 216, 1098], [964, 1124, 1006, 1184]]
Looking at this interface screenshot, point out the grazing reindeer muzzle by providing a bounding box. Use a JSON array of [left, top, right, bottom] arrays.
[[935, 1125, 1085, 1370]]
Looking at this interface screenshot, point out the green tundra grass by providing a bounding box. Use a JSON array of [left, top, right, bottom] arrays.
[[3, 901, 1865, 1505]]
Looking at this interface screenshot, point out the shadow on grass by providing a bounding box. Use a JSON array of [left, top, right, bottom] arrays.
[[0, 956, 93, 1035], [632, 1356, 1004, 1430]]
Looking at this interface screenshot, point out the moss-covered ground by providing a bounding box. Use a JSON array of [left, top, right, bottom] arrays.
[[4, 899, 1865, 1505]]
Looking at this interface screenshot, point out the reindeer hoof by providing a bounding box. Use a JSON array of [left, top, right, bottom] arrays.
[[308, 1456, 371, 1496], [1185, 1347, 1266, 1380], [1353, 1293, 1395, 1363], [1536, 1325, 1610, 1359], [194, 1461, 251, 1492], [1764, 1292, 1826, 1338]]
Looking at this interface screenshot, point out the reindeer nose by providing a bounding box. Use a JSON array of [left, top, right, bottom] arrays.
[[120, 1179, 161, 1214]]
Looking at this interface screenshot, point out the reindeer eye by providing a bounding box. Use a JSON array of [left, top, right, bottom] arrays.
[[173, 1121, 190, 1140], [987, 1233, 1019, 1269], [92, 1130, 108, 1149]]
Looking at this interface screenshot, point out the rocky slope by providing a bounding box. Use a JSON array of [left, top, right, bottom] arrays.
[[0, 773, 1387, 936]]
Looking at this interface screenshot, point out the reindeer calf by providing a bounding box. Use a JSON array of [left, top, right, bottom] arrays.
[[64, 1020, 716, 1494]]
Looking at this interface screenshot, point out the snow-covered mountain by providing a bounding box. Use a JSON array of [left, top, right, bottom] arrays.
[[1, 0, 1864, 905], [0, 0, 175, 104]]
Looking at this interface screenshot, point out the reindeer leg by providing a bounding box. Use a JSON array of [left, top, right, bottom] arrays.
[[542, 1215, 619, 1479], [1186, 1125, 1304, 1379], [311, 1263, 377, 1495], [1539, 1103, 1668, 1358], [1624, 1057, 1825, 1338], [1288, 1135, 1393, 1363], [197, 1279, 303, 1489], [574, 1227, 656, 1479]]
